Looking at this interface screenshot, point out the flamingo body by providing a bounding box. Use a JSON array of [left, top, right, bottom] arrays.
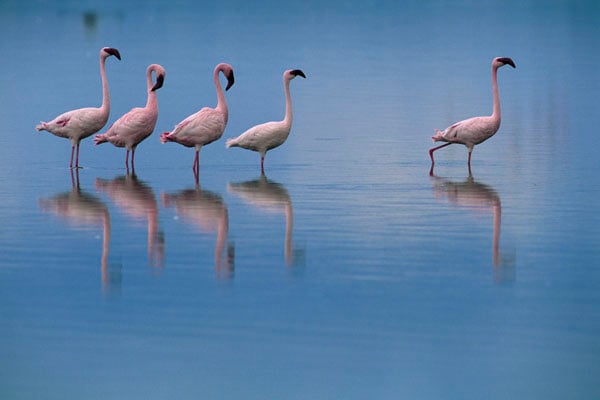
[[226, 69, 306, 173], [429, 57, 515, 172], [160, 63, 234, 176], [95, 64, 166, 171], [36, 47, 121, 168]]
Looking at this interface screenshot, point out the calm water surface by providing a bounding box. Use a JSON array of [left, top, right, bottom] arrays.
[[1, 1, 599, 399]]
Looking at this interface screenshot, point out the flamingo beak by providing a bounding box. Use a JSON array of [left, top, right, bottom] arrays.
[[152, 74, 165, 91], [498, 57, 516, 68], [225, 71, 235, 91], [290, 69, 306, 78], [105, 47, 121, 60]]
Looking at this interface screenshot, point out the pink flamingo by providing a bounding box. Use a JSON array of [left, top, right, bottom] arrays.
[[36, 47, 121, 168], [226, 69, 306, 174], [160, 63, 235, 178], [429, 57, 516, 174], [94, 64, 166, 172]]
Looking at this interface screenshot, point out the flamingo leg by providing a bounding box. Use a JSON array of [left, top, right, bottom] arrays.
[[75, 143, 80, 169], [131, 148, 136, 174], [467, 151, 473, 175], [429, 142, 451, 164], [69, 145, 75, 169], [260, 156, 265, 174], [192, 150, 199, 173]]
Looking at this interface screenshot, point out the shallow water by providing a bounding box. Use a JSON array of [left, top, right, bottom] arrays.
[[1, 1, 600, 399]]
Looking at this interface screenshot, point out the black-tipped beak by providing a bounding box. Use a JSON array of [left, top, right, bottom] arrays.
[[152, 74, 165, 91], [105, 47, 121, 60], [499, 57, 516, 68], [291, 69, 306, 78], [225, 71, 235, 91]]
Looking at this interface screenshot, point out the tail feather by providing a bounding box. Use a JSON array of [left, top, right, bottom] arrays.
[[159, 132, 171, 144], [226, 138, 238, 148], [431, 129, 445, 142], [36, 122, 47, 131], [93, 134, 107, 146]]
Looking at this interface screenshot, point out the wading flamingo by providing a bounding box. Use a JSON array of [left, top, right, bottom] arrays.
[[429, 57, 516, 174], [94, 64, 166, 173], [160, 63, 235, 179], [36, 47, 121, 168], [226, 69, 306, 173]]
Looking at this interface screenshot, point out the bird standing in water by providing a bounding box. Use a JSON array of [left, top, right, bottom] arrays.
[[226, 69, 306, 174], [160, 63, 235, 179], [94, 64, 166, 173], [36, 47, 121, 168], [429, 57, 516, 174]]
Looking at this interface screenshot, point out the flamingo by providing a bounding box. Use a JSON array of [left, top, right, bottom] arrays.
[[36, 47, 121, 168], [226, 69, 306, 173], [429, 57, 516, 174], [94, 64, 166, 172], [160, 63, 235, 178]]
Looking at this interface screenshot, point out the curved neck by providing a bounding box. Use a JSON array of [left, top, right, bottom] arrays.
[[214, 68, 228, 121], [491, 64, 501, 119], [145, 69, 158, 110], [99, 55, 110, 112], [283, 78, 292, 126]]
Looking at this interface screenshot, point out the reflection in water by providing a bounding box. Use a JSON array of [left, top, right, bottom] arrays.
[[228, 175, 303, 267], [162, 185, 234, 279], [430, 173, 514, 282], [38, 170, 115, 288], [95, 173, 164, 268]]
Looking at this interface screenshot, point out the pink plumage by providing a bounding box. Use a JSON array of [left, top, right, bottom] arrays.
[[36, 47, 121, 168], [94, 64, 166, 172], [429, 57, 516, 174], [160, 63, 235, 178]]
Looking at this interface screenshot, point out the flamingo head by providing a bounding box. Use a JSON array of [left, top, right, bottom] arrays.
[[150, 64, 166, 91], [494, 57, 516, 69], [101, 47, 121, 60], [286, 69, 306, 80], [216, 63, 235, 91]]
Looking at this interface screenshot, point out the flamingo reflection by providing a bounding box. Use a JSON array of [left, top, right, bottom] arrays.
[[95, 173, 164, 268], [227, 175, 302, 267], [39, 169, 113, 287], [430, 173, 512, 281], [162, 185, 234, 278]]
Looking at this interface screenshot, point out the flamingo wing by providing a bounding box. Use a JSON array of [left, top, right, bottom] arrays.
[[104, 107, 156, 147], [169, 107, 226, 147]]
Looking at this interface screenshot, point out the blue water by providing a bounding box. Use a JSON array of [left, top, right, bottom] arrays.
[[1, 1, 600, 399]]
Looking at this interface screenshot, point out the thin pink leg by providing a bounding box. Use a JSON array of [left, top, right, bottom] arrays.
[[125, 150, 130, 169], [131, 148, 136, 174], [192, 150, 199, 172], [467, 151, 473, 175], [429, 142, 451, 164], [75, 143, 80, 169], [260, 156, 265, 175], [69, 145, 75, 168]]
